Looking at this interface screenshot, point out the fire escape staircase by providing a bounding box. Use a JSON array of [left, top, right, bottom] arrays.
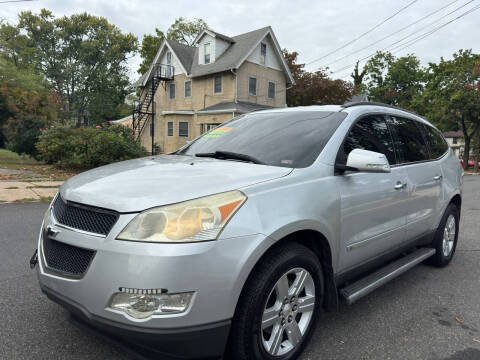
[[133, 64, 174, 141]]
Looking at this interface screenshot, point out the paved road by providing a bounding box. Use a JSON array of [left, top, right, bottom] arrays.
[[1, 177, 479, 360]]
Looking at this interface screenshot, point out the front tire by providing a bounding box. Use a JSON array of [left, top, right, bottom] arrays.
[[230, 243, 323, 360], [428, 203, 460, 267]]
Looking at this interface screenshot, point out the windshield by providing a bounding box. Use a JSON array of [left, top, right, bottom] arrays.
[[177, 111, 347, 168]]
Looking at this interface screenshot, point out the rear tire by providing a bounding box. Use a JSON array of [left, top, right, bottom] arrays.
[[427, 203, 459, 267], [229, 243, 323, 360]]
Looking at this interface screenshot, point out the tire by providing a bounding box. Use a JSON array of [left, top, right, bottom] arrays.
[[427, 203, 460, 267], [229, 243, 323, 360]]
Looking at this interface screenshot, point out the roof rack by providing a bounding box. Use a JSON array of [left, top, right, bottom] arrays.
[[341, 101, 422, 118]]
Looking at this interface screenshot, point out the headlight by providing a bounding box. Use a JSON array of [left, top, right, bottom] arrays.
[[116, 191, 246, 243]]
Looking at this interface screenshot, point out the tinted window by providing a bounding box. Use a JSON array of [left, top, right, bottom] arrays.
[[169, 83, 175, 99], [178, 111, 348, 168], [389, 116, 429, 163], [423, 124, 448, 159], [268, 82, 275, 99], [340, 115, 396, 165], [167, 122, 173, 136]]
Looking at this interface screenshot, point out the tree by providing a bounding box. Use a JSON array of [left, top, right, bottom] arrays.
[[419, 50, 480, 169], [17, 9, 138, 125], [138, 18, 207, 74], [283, 49, 353, 107], [0, 58, 61, 156], [363, 51, 424, 109], [351, 61, 367, 94]]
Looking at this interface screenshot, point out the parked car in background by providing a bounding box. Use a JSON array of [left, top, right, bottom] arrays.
[[460, 159, 479, 169], [33, 102, 463, 360]]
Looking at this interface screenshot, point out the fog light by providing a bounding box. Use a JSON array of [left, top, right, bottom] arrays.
[[108, 290, 194, 319]]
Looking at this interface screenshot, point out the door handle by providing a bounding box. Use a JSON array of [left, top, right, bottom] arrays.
[[434, 175, 443, 181], [394, 181, 406, 190]]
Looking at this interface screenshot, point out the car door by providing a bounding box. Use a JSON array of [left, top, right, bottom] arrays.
[[335, 114, 409, 271], [387, 116, 442, 242]]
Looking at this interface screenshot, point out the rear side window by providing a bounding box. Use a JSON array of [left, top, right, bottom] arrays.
[[389, 116, 429, 163], [423, 124, 449, 159], [340, 114, 396, 165]]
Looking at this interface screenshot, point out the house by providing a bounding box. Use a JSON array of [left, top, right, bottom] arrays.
[[133, 26, 294, 153], [443, 130, 464, 157]]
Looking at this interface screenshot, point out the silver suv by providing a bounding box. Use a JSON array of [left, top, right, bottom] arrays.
[[35, 103, 463, 360]]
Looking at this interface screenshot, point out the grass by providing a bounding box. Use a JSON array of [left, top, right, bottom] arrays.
[[0, 148, 40, 166], [0, 148, 77, 181]]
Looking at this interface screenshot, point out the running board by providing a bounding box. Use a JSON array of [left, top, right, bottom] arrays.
[[340, 248, 436, 305]]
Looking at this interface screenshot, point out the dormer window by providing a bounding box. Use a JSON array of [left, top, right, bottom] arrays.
[[260, 43, 267, 64], [204, 43, 211, 64]]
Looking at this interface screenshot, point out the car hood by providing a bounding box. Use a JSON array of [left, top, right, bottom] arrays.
[[60, 155, 292, 212]]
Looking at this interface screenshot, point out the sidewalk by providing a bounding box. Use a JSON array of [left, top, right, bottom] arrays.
[[0, 181, 63, 203]]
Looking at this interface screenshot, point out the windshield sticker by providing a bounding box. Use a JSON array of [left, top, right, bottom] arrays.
[[204, 127, 232, 138]]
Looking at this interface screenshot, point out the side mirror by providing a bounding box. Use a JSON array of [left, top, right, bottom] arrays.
[[344, 149, 391, 173]]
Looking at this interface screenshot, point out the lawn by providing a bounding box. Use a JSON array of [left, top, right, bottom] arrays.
[[0, 149, 77, 181]]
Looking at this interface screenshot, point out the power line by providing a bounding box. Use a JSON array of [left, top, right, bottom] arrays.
[[392, 3, 480, 54], [0, 0, 37, 3], [305, 0, 419, 66], [322, 0, 460, 68], [330, 2, 479, 77]]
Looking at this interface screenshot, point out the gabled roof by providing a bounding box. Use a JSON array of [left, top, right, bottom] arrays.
[[166, 39, 195, 73], [136, 26, 294, 87], [193, 29, 236, 45]]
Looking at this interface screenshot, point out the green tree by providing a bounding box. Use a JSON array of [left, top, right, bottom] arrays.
[[283, 49, 352, 106], [138, 17, 207, 74], [351, 61, 367, 94], [419, 50, 480, 169], [0, 58, 61, 155], [17, 9, 138, 125], [363, 51, 424, 109]]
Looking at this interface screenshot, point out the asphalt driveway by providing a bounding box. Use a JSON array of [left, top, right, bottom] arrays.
[[1, 176, 479, 360]]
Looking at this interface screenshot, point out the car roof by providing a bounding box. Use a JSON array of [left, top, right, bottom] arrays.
[[256, 102, 433, 127]]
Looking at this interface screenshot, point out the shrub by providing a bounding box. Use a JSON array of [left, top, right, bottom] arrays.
[[36, 124, 148, 169]]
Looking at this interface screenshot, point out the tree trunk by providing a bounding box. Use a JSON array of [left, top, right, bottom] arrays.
[[463, 137, 470, 171]]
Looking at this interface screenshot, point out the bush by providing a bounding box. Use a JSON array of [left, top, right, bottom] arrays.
[[36, 123, 148, 169]]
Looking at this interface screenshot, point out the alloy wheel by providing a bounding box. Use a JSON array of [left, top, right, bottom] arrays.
[[260, 267, 315, 356], [442, 214, 456, 257]]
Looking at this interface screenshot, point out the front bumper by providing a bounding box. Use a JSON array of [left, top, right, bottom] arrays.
[[37, 208, 273, 358], [41, 284, 230, 359]]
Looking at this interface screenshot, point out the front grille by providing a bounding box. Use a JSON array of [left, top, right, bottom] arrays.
[[52, 196, 118, 236], [42, 236, 95, 277]]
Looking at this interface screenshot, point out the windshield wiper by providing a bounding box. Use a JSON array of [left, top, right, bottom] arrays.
[[195, 151, 264, 164]]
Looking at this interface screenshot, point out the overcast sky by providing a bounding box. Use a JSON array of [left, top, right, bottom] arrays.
[[1, 0, 479, 82]]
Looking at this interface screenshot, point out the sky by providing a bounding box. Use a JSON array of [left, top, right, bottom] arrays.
[[1, 0, 479, 82]]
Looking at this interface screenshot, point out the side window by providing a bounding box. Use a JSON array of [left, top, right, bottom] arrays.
[[341, 115, 396, 165], [423, 124, 449, 159], [389, 116, 429, 163], [169, 83, 175, 99]]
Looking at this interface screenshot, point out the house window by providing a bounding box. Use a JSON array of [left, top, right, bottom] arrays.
[[249, 77, 257, 96], [453, 138, 458, 144], [204, 43, 211, 64], [260, 43, 267, 64], [169, 83, 175, 99], [214, 74, 222, 94], [268, 82, 275, 99], [184, 81, 191, 98], [179, 121, 189, 137], [167, 122, 173, 136], [202, 123, 220, 134], [166, 51, 172, 77]]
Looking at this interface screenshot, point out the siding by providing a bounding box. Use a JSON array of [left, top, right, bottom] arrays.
[[246, 35, 282, 70]]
